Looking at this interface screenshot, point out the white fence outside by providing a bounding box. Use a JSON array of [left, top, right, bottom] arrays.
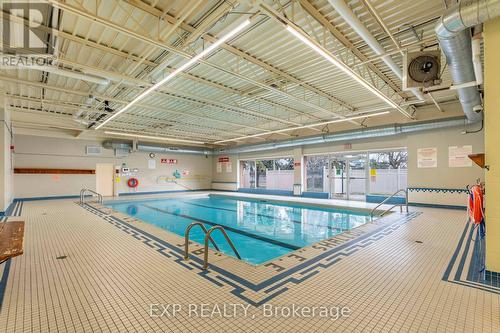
[[241, 170, 294, 190], [318, 167, 407, 195], [369, 169, 407, 194], [242, 168, 407, 194]]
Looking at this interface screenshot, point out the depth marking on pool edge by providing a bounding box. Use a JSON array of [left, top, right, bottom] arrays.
[[81, 203, 421, 306]]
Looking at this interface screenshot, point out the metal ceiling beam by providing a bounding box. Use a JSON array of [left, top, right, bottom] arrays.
[[9, 104, 222, 142], [124, 0, 355, 111], [3, 6, 329, 128], [6, 94, 245, 139], [1, 10, 320, 124], [0, 77, 288, 135], [47, 0, 360, 125], [258, 1, 414, 119], [54, 56, 304, 126], [296, 0, 404, 98]]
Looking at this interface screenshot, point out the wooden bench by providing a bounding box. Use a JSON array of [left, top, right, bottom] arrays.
[[0, 221, 25, 263]]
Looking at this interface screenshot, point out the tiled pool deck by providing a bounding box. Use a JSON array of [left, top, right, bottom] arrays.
[[0, 193, 498, 332]]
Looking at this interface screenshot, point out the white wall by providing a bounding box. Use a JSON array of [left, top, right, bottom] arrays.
[[13, 135, 212, 198], [212, 123, 485, 206], [0, 108, 13, 211]]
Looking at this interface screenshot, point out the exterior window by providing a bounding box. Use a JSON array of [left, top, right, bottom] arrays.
[[256, 160, 274, 188], [240, 160, 256, 188], [368, 151, 408, 194], [239, 158, 294, 190], [305, 155, 329, 192], [304, 150, 408, 198]]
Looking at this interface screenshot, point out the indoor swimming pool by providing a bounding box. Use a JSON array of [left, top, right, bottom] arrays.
[[105, 195, 371, 265]]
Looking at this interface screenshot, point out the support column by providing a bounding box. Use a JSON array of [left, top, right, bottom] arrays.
[[0, 103, 13, 214], [484, 18, 500, 272], [293, 148, 303, 194]]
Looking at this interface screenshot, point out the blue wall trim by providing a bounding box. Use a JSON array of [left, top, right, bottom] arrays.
[[13, 194, 91, 202], [237, 188, 294, 196], [118, 189, 212, 196], [301, 192, 329, 199], [13, 190, 238, 202], [408, 202, 467, 210], [367, 194, 406, 205]]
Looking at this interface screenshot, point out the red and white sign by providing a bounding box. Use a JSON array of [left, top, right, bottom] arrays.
[[161, 158, 177, 164], [218, 156, 230, 163]]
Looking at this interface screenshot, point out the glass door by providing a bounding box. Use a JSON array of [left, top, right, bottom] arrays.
[[329, 154, 368, 201], [330, 158, 347, 199], [347, 155, 368, 201]]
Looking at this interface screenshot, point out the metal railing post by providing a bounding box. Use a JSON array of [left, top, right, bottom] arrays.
[[370, 189, 409, 220], [203, 226, 241, 270], [184, 222, 220, 260]]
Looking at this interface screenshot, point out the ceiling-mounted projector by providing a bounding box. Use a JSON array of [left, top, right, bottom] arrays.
[[403, 50, 442, 90]]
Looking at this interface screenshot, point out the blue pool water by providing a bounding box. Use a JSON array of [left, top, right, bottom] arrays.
[[105, 195, 371, 265]]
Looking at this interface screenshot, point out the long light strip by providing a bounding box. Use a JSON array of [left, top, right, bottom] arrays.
[[105, 131, 205, 145], [214, 110, 390, 144], [285, 25, 413, 119], [95, 19, 252, 130]]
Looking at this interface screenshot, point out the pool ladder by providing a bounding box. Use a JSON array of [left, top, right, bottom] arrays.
[[79, 188, 103, 205], [369, 189, 409, 220], [184, 223, 241, 270]]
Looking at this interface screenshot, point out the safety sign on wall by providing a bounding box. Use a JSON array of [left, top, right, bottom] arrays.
[[417, 147, 438, 168], [449, 145, 472, 168], [218, 156, 230, 163], [148, 159, 156, 169], [161, 158, 178, 164]]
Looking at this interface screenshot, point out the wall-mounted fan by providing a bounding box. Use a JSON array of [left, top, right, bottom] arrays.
[[403, 50, 442, 90]]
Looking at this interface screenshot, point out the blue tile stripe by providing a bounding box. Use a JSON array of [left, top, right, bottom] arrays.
[[82, 203, 420, 305], [443, 222, 500, 293], [0, 259, 12, 311], [408, 202, 467, 210], [0, 200, 23, 310]]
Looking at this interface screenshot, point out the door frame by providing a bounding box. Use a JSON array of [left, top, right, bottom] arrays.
[[328, 153, 369, 201]]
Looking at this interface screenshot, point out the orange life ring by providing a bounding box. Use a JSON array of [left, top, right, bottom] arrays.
[[468, 185, 483, 224], [127, 177, 139, 188]]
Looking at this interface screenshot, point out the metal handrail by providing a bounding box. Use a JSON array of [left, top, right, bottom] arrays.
[[370, 189, 409, 220], [203, 225, 241, 270], [184, 222, 220, 260], [79, 188, 103, 205]]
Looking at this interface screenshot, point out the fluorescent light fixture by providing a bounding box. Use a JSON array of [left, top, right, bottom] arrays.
[[214, 110, 390, 144], [105, 131, 205, 145], [285, 25, 412, 119], [95, 19, 252, 130]]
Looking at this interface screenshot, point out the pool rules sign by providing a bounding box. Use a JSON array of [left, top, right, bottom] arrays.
[[217, 156, 231, 173], [449, 145, 472, 167], [417, 147, 437, 168]]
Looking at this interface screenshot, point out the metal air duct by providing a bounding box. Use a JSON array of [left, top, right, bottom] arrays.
[[215, 117, 468, 154], [327, 0, 425, 101], [435, 0, 500, 123]]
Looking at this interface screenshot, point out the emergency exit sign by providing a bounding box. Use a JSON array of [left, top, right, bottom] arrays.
[[161, 158, 177, 164], [218, 156, 230, 163]]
